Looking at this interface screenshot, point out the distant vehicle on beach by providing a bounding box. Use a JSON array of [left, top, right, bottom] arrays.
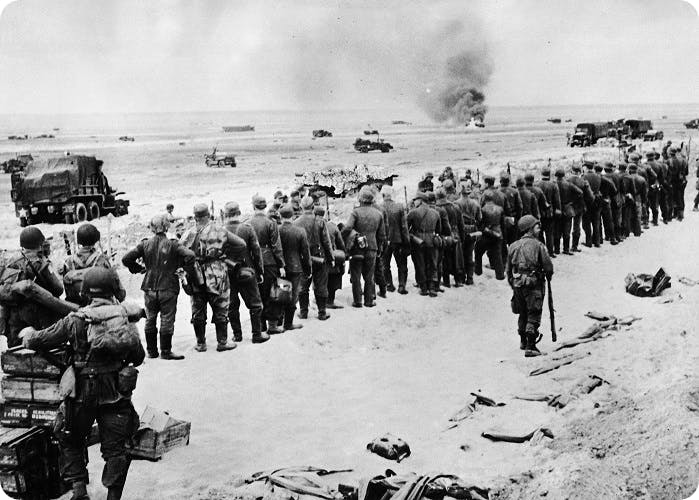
[[312, 129, 333, 138], [119, 136, 135, 142], [7, 135, 28, 140], [547, 118, 562, 124], [222, 125, 254, 132], [11, 155, 129, 226], [685, 119, 699, 129], [204, 147, 236, 168], [34, 134, 55, 139], [363, 129, 379, 135], [642, 130, 664, 141], [353, 137, 393, 153], [1, 154, 33, 174], [391, 120, 412, 125], [569, 122, 610, 147]]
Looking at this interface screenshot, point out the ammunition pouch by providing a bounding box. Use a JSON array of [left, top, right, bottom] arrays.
[[310, 255, 325, 265], [117, 366, 139, 397], [409, 234, 424, 248], [510, 293, 520, 314], [512, 270, 541, 288]]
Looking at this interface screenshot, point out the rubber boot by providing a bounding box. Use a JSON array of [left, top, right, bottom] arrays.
[[267, 318, 284, 335], [71, 481, 89, 500], [107, 486, 124, 500], [215, 323, 237, 351], [193, 324, 207, 352], [317, 297, 331, 320], [159, 335, 184, 360], [524, 333, 542, 357], [283, 309, 303, 331]]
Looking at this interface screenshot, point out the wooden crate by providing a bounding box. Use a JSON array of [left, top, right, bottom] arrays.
[[127, 406, 191, 461], [1, 347, 66, 379], [0, 402, 60, 428], [1, 377, 62, 404], [0, 467, 27, 495], [0, 427, 47, 469]]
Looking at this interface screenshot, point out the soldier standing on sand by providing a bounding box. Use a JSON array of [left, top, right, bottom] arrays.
[[554, 168, 583, 255], [644, 151, 663, 226], [516, 177, 539, 219], [628, 163, 647, 236], [0, 227, 64, 348], [667, 147, 688, 221], [380, 185, 410, 294], [454, 183, 482, 285], [629, 152, 655, 229], [417, 172, 435, 192], [506, 215, 554, 358], [295, 196, 333, 319], [325, 212, 346, 308], [62, 223, 126, 306], [290, 190, 303, 219], [343, 186, 386, 308], [474, 190, 506, 280], [278, 205, 311, 330], [618, 163, 636, 237], [122, 215, 195, 359], [582, 161, 603, 247], [436, 187, 464, 287], [428, 191, 450, 293], [223, 202, 269, 344], [603, 162, 625, 242], [407, 192, 441, 296], [596, 164, 618, 245], [658, 151, 673, 223], [535, 168, 561, 257], [567, 164, 593, 252], [499, 171, 523, 257], [524, 173, 549, 231], [179, 203, 239, 352], [370, 191, 389, 299], [248, 195, 286, 334]]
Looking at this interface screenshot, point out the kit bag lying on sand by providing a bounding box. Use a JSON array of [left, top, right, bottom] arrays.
[[366, 433, 411, 462], [624, 267, 671, 297]]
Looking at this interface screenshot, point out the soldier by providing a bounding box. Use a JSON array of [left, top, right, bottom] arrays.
[[644, 151, 663, 226], [524, 174, 549, 228], [516, 177, 539, 219], [474, 190, 506, 280], [21, 267, 145, 500], [658, 151, 673, 223], [428, 191, 450, 293], [438, 166, 455, 183], [278, 204, 311, 329], [325, 212, 346, 308], [596, 164, 618, 245], [442, 179, 459, 201], [180, 203, 239, 352], [370, 191, 389, 299], [380, 185, 410, 294], [499, 171, 523, 253], [289, 190, 303, 219], [627, 163, 647, 236], [222, 202, 268, 344], [667, 147, 688, 221], [248, 196, 286, 333], [0, 227, 64, 347], [407, 191, 441, 296], [581, 161, 602, 247], [436, 187, 464, 287], [267, 199, 282, 225], [417, 172, 435, 192], [554, 168, 583, 255], [506, 215, 554, 358], [62, 223, 126, 306], [535, 167, 561, 257], [603, 162, 624, 243], [629, 152, 654, 229], [122, 215, 195, 359], [618, 163, 637, 237], [480, 175, 508, 210], [343, 186, 386, 307], [295, 196, 333, 319], [567, 164, 594, 252], [454, 183, 482, 285]]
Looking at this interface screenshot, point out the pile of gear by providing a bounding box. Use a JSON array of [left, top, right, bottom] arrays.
[[299, 165, 398, 197]]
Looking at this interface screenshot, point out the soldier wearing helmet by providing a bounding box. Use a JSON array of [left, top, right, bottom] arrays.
[[554, 168, 583, 255], [475, 190, 506, 281], [61, 223, 126, 307], [666, 146, 689, 220], [454, 182, 482, 285], [122, 214, 196, 359], [20, 266, 145, 500], [506, 215, 553, 357], [535, 167, 561, 257], [0, 227, 64, 347], [407, 189, 442, 295]]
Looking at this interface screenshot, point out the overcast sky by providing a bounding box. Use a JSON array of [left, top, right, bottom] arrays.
[[0, 0, 696, 114]]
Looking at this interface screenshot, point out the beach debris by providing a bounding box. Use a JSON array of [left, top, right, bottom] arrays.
[[624, 268, 671, 297], [299, 164, 397, 198], [584, 311, 611, 321], [446, 392, 506, 430], [678, 276, 699, 286], [366, 433, 411, 462], [517, 375, 608, 409], [313, 129, 333, 138], [552, 315, 642, 352], [529, 352, 589, 376], [127, 406, 191, 461], [246, 466, 348, 499], [118, 135, 135, 142], [363, 471, 489, 500], [481, 427, 553, 443]]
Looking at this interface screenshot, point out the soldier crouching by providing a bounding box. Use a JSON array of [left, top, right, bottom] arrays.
[[506, 215, 554, 358], [20, 267, 146, 500]]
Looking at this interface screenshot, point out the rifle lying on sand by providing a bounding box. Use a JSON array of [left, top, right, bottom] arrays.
[[547, 277, 556, 342]]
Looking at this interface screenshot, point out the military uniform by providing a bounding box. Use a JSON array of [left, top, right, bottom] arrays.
[[499, 177, 523, 257], [344, 193, 386, 306], [554, 172, 583, 254], [517, 180, 540, 219], [22, 272, 145, 500], [618, 164, 637, 236], [436, 192, 464, 286], [581, 166, 603, 246], [627, 165, 647, 236], [279, 208, 312, 327], [475, 194, 505, 280], [644, 153, 663, 225], [667, 149, 688, 220], [506, 217, 554, 357], [294, 203, 333, 318], [454, 191, 482, 285], [535, 171, 561, 256], [122, 225, 195, 358], [567, 168, 594, 251], [381, 197, 410, 293], [407, 194, 441, 295], [326, 220, 346, 306], [603, 164, 625, 242]]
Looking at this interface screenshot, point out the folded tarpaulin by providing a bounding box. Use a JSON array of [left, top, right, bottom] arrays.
[[624, 268, 671, 297]]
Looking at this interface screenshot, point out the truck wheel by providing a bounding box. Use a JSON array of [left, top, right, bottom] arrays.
[[87, 201, 100, 220], [19, 216, 28, 227], [218, 160, 224, 167], [64, 214, 74, 224], [75, 202, 88, 222]]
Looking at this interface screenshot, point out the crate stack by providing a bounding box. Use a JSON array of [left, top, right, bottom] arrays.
[[0, 347, 69, 499]]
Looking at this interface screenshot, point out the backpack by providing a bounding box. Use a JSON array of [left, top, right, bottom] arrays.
[[0, 253, 25, 288], [63, 252, 104, 301], [80, 304, 142, 357]]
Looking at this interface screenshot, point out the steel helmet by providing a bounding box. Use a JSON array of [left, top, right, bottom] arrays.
[[81, 267, 117, 298], [19, 227, 45, 250], [76, 223, 101, 246], [518, 215, 540, 233]]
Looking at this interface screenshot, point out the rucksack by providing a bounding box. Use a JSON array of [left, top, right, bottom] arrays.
[[63, 252, 104, 301], [0, 253, 25, 288], [79, 304, 142, 357]]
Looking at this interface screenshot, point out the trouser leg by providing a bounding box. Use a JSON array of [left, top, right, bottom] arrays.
[[363, 250, 377, 304], [572, 213, 582, 249], [395, 245, 408, 288], [373, 250, 385, 294], [463, 236, 475, 280], [59, 403, 96, 486], [158, 290, 178, 351], [97, 400, 139, 491], [239, 280, 263, 336], [592, 207, 602, 245], [350, 259, 363, 304], [553, 216, 562, 253], [143, 291, 160, 354], [486, 238, 505, 280], [562, 216, 572, 252], [298, 274, 311, 314], [383, 245, 394, 289], [411, 244, 426, 287], [284, 273, 302, 325], [228, 283, 243, 336]]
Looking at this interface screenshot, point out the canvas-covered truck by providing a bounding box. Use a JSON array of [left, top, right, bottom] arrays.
[[10, 155, 129, 226], [569, 122, 610, 147], [624, 119, 652, 139]]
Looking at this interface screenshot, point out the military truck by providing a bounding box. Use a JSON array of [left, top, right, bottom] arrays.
[[353, 137, 393, 153], [312, 129, 333, 138], [624, 119, 652, 139], [569, 122, 610, 147], [642, 130, 664, 141], [2, 154, 33, 174], [204, 147, 236, 167], [684, 119, 699, 129], [10, 155, 129, 226]]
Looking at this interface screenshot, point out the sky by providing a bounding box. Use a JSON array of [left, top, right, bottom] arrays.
[[0, 0, 696, 114]]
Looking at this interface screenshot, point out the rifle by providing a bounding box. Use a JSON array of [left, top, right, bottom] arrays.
[[547, 277, 556, 342], [403, 185, 408, 207], [476, 168, 480, 185], [210, 200, 215, 221], [325, 192, 330, 221], [507, 162, 511, 177]]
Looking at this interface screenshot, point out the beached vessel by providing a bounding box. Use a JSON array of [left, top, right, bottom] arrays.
[[222, 125, 255, 132]]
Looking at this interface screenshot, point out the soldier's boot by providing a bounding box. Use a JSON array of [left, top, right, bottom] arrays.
[[317, 298, 331, 321], [677, 210, 684, 221], [571, 234, 580, 252], [267, 318, 284, 335], [377, 286, 387, 298], [283, 309, 304, 331], [215, 323, 237, 351], [107, 486, 124, 500], [465, 276, 474, 285], [428, 282, 438, 297], [144, 329, 159, 358], [524, 333, 542, 358], [260, 319, 267, 332], [518, 332, 526, 350], [298, 292, 309, 319], [397, 285, 408, 294], [249, 311, 268, 343], [193, 324, 207, 352], [386, 283, 396, 293], [160, 335, 185, 360], [71, 481, 89, 500]]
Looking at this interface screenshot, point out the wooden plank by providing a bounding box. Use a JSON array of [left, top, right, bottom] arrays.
[[0, 426, 47, 469], [1, 347, 66, 379], [1, 377, 62, 404], [0, 402, 60, 428]]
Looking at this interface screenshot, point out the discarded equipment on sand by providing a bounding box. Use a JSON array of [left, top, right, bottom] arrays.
[[313, 129, 333, 138], [624, 268, 671, 297], [222, 125, 254, 132], [204, 147, 237, 168], [10, 155, 129, 226], [366, 433, 411, 462]]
